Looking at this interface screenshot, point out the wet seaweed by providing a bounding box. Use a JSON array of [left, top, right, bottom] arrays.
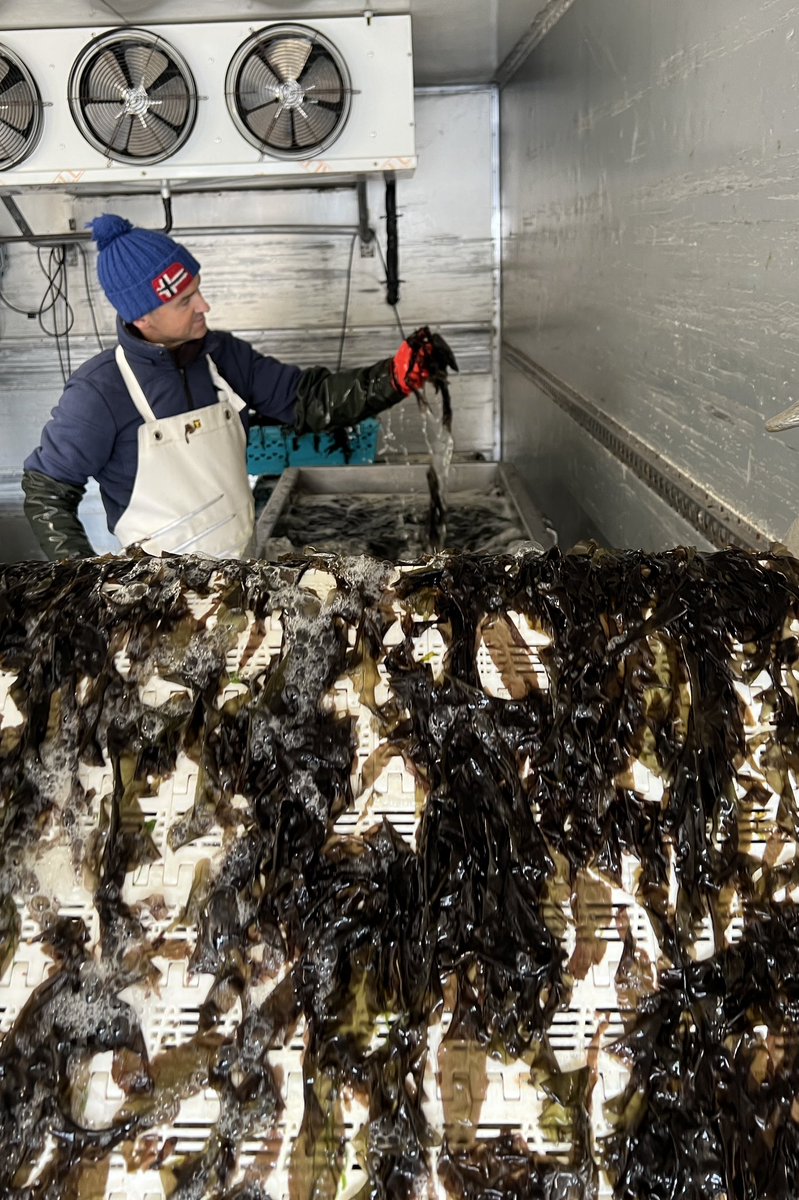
[[2, 547, 799, 1196]]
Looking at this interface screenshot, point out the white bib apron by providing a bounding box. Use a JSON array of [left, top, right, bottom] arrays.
[[113, 346, 255, 558]]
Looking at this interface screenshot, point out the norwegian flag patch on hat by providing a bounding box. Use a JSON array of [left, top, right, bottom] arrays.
[[153, 262, 193, 303]]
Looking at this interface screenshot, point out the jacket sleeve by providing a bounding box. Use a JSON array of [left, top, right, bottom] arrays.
[[291, 358, 404, 434], [21, 469, 95, 560]]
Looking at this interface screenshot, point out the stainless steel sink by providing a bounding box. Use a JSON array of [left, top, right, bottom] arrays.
[[254, 461, 556, 558]]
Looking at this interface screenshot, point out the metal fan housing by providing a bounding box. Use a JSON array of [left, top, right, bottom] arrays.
[[0, 18, 415, 186], [68, 28, 197, 165], [226, 23, 353, 160], [0, 44, 43, 170]]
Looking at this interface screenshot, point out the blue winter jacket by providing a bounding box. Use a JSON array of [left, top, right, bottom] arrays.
[[24, 317, 302, 530]]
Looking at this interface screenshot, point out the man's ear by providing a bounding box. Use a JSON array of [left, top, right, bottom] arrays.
[[133, 313, 157, 339]]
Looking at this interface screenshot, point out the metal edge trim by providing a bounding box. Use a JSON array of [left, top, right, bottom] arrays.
[[254, 467, 299, 554], [502, 341, 772, 553], [490, 84, 502, 462], [495, 0, 579, 89], [497, 462, 557, 549]]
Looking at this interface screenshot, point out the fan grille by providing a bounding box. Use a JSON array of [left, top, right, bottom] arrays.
[[226, 24, 353, 159], [0, 45, 43, 170], [68, 29, 197, 165]]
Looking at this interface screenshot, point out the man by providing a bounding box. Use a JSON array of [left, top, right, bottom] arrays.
[[22, 213, 456, 560]]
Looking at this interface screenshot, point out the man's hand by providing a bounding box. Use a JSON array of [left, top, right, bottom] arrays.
[[390, 326, 459, 396]]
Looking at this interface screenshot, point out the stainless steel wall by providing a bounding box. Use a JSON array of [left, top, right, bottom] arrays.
[[0, 90, 497, 559], [500, 0, 799, 550]]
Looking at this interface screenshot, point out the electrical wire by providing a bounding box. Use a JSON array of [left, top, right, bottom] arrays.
[[0, 242, 78, 383], [77, 241, 106, 353], [336, 231, 360, 372], [36, 246, 75, 386], [0, 287, 36, 317], [336, 229, 410, 373]]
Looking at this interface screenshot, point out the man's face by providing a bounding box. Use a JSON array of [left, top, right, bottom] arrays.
[[133, 274, 210, 347]]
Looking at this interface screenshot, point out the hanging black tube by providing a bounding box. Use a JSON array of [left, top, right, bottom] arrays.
[[384, 172, 400, 306]]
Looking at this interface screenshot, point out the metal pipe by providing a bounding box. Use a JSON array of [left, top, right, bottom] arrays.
[[169, 225, 366, 238], [356, 178, 374, 251], [0, 177, 364, 246], [0, 223, 368, 246]]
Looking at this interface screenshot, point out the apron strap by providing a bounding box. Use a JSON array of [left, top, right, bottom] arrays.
[[206, 355, 248, 413], [116, 345, 249, 420], [115, 344, 157, 423]]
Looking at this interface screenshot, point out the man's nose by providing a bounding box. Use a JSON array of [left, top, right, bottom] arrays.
[[195, 290, 210, 314]]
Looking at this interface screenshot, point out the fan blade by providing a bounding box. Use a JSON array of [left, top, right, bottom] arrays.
[[147, 83, 190, 127], [290, 108, 302, 151], [0, 80, 35, 129], [0, 119, 26, 163], [241, 97, 280, 121], [264, 36, 313, 84], [236, 56, 281, 105], [84, 99, 128, 143], [94, 47, 133, 94], [251, 103, 292, 150], [102, 111, 135, 156], [0, 61, 20, 97], [128, 112, 174, 157], [261, 100, 287, 144], [298, 103, 335, 146], [120, 44, 164, 91], [310, 98, 344, 114], [296, 48, 339, 91], [301, 87, 353, 97]]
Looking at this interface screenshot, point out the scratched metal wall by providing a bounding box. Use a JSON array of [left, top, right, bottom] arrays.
[[500, 0, 799, 550], [0, 90, 497, 559]]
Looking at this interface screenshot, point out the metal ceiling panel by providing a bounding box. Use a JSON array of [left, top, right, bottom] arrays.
[[0, 0, 558, 86]]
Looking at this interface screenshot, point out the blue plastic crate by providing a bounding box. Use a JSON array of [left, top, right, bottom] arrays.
[[245, 426, 290, 475], [247, 418, 380, 475]]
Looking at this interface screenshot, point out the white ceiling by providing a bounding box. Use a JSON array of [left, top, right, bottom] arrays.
[[0, 0, 556, 86]]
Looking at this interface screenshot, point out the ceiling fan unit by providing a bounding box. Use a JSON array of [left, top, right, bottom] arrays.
[[226, 24, 353, 160], [68, 28, 198, 166], [0, 42, 44, 171], [0, 16, 415, 187]]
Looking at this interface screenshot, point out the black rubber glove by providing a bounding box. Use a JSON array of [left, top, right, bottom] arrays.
[[21, 469, 95, 560], [292, 357, 404, 435]]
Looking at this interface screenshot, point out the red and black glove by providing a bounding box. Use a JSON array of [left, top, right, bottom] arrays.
[[390, 326, 459, 396]]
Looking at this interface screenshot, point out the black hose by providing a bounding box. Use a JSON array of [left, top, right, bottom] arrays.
[[384, 173, 400, 306]]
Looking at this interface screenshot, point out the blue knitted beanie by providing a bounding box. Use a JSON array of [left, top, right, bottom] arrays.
[[87, 213, 201, 322]]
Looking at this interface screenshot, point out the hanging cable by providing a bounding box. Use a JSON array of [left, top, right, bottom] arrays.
[[336, 231, 360, 372], [36, 246, 75, 386], [63, 247, 72, 378], [77, 241, 105, 353], [337, 227, 408, 373]]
